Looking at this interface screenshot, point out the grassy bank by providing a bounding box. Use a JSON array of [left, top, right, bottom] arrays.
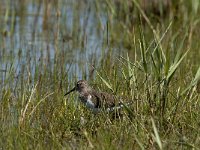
[[0, 0, 200, 149]]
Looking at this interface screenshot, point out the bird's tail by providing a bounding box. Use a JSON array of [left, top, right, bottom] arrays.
[[106, 101, 133, 112]]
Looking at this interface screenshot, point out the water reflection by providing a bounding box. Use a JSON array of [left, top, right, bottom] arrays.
[[0, 0, 108, 86]]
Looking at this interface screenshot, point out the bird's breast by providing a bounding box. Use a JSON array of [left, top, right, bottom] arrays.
[[85, 95, 94, 108], [81, 95, 99, 113]]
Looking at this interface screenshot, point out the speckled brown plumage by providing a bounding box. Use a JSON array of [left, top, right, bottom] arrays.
[[64, 80, 130, 113]]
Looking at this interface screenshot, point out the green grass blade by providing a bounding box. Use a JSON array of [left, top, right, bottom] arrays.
[[166, 49, 190, 82], [140, 40, 148, 73], [96, 71, 113, 92], [134, 135, 145, 150], [181, 66, 200, 95], [192, 0, 199, 15], [151, 118, 162, 150]]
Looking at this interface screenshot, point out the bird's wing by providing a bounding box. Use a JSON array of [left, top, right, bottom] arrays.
[[91, 91, 116, 108]]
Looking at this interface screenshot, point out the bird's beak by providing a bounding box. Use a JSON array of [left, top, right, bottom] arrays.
[[64, 87, 76, 96]]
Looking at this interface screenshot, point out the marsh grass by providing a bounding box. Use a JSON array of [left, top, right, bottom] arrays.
[[0, 0, 200, 149]]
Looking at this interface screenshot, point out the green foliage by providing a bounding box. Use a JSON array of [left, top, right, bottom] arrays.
[[0, 0, 200, 149]]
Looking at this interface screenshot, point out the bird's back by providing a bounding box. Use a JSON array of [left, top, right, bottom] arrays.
[[91, 91, 117, 109]]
